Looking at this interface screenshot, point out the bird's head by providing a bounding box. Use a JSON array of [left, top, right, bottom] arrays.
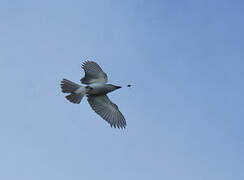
[[107, 84, 121, 93]]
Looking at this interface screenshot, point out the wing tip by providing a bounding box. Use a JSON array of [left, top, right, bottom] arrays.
[[81, 60, 96, 69], [109, 123, 126, 129]]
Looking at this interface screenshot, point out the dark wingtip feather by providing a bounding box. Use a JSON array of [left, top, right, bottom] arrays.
[[81, 60, 92, 69]]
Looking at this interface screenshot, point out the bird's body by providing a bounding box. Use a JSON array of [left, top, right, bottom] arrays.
[[60, 61, 126, 129], [86, 83, 121, 96]]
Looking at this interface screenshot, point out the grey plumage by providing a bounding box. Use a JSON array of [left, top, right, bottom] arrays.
[[60, 61, 126, 129], [87, 95, 126, 128], [61, 79, 86, 104], [65, 93, 83, 104], [61, 79, 81, 93], [81, 61, 108, 84]]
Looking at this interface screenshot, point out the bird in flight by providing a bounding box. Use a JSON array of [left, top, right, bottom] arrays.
[[60, 61, 126, 129]]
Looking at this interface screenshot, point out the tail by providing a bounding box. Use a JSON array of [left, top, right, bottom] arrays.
[[60, 78, 86, 104]]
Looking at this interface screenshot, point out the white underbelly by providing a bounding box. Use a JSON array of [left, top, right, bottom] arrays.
[[88, 83, 108, 95]]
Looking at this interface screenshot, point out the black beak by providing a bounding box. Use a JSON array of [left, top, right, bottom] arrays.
[[115, 86, 121, 89]]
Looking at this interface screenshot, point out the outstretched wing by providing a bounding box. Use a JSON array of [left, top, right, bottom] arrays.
[[87, 95, 126, 129], [80, 61, 108, 84]]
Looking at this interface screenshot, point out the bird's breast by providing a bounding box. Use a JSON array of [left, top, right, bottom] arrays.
[[87, 83, 108, 95]]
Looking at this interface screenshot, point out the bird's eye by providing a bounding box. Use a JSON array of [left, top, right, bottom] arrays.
[[86, 86, 93, 90]]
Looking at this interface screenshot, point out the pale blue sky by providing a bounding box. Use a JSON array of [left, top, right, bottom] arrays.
[[0, 0, 243, 179]]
